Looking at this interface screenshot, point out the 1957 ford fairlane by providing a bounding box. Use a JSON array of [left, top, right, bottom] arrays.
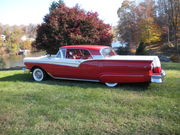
[[23, 45, 165, 87]]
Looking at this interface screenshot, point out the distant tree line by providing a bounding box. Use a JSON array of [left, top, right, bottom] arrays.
[[0, 24, 37, 55], [1, 0, 179, 58], [116, 0, 180, 56]]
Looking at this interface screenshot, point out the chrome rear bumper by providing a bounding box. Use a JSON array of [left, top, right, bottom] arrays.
[[151, 70, 166, 83]]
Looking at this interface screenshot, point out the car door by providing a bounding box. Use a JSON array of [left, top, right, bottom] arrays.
[[77, 49, 100, 80], [49, 49, 82, 78], [49, 48, 99, 80]]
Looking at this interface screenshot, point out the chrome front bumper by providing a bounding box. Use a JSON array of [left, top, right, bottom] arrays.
[[151, 70, 166, 83], [22, 68, 30, 73]]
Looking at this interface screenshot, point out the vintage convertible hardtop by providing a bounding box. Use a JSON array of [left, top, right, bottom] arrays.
[[24, 45, 165, 87]]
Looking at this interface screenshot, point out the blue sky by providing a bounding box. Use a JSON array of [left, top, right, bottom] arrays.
[[0, 0, 124, 26]]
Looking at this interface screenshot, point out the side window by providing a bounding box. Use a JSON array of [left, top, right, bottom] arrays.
[[66, 49, 76, 59], [80, 49, 92, 59], [66, 49, 92, 59]]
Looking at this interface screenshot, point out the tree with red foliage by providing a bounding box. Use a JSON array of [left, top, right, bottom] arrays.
[[34, 1, 113, 54]]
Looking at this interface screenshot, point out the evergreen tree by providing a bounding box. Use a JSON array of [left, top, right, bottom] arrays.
[[136, 41, 147, 55]]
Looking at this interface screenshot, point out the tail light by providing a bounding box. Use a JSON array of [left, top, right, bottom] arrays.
[[153, 67, 162, 73]]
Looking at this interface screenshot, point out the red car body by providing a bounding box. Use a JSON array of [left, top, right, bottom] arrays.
[[24, 45, 165, 87]]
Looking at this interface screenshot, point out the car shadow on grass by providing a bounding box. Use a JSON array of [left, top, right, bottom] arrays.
[[0, 72, 150, 91]]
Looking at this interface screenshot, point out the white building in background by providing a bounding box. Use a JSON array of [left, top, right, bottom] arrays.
[[21, 35, 35, 41], [21, 35, 27, 41], [1, 35, 6, 41]]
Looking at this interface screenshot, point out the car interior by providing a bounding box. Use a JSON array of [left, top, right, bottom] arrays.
[[66, 49, 92, 59]]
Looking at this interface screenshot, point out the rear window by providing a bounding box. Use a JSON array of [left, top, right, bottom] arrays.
[[101, 47, 116, 57]]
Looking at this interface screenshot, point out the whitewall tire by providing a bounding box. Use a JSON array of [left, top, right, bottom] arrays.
[[32, 68, 45, 81], [105, 83, 118, 87]]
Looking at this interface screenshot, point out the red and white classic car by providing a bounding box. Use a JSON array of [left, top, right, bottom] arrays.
[[24, 45, 165, 87]]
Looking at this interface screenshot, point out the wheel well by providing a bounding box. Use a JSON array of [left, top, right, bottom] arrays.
[[31, 66, 49, 78], [31, 66, 45, 73]]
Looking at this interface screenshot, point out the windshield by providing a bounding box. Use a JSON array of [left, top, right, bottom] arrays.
[[101, 47, 117, 57]]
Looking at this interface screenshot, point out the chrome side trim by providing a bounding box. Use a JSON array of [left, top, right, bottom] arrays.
[[151, 70, 166, 83], [101, 74, 144, 77], [47, 73, 100, 82], [25, 61, 79, 67]]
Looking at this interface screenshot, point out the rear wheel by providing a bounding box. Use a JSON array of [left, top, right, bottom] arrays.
[[105, 83, 118, 87], [32, 68, 46, 81]]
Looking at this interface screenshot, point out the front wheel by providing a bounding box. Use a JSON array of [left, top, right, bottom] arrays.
[[105, 83, 118, 87], [32, 68, 46, 81]]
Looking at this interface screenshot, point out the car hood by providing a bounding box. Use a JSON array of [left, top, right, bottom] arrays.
[[107, 55, 161, 67]]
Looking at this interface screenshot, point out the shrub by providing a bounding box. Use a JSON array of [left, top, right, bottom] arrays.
[[116, 47, 129, 55], [136, 41, 147, 55], [170, 55, 180, 62]]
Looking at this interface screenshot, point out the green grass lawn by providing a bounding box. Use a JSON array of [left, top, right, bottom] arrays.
[[0, 62, 180, 135]]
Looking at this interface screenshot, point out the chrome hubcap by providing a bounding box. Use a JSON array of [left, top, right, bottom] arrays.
[[105, 83, 118, 87], [33, 68, 44, 81], [35, 71, 43, 79]]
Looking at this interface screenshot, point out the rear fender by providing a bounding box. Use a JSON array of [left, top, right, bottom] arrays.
[[99, 74, 150, 83]]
